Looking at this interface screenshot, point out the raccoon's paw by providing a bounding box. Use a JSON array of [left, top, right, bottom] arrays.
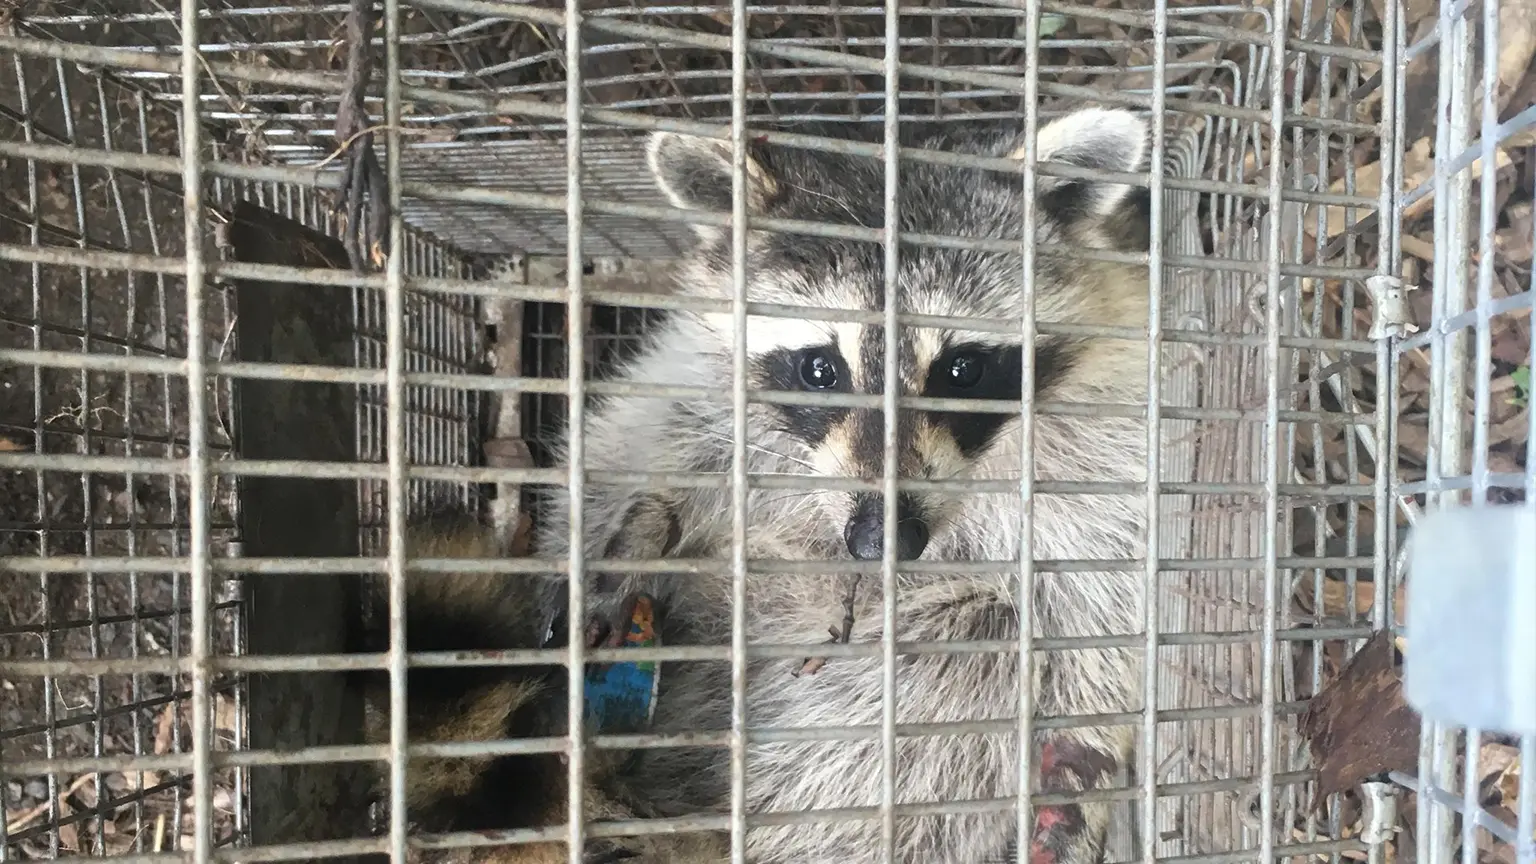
[[1027, 735, 1122, 864]]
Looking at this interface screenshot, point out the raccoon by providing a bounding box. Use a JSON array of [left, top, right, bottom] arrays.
[[528, 106, 1153, 864], [374, 105, 1154, 864]]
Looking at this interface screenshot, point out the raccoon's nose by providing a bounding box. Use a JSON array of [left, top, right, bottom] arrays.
[[844, 494, 929, 561]]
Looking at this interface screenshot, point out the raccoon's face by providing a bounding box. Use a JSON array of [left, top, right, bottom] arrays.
[[646, 108, 1152, 561]]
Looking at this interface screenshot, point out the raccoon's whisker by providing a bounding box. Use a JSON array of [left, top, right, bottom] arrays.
[[752, 490, 819, 507], [781, 180, 869, 229], [693, 428, 818, 471]]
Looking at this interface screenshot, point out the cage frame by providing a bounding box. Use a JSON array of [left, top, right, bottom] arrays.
[[1, 0, 1532, 863]]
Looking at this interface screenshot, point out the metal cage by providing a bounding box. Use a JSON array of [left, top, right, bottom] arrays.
[[0, 0, 1532, 863]]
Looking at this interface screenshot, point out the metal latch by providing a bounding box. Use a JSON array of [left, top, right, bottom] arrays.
[[1365, 274, 1418, 341]]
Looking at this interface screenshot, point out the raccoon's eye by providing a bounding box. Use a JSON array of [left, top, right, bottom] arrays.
[[947, 352, 985, 389], [798, 351, 840, 390]]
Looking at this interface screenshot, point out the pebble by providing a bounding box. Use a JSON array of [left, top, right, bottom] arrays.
[[24, 779, 47, 800], [5, 779, 22, 801], [105, 773, 129, 793]]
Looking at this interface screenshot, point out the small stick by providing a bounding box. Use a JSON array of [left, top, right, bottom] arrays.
[[333, 0, 391, 272], [795, 575, 862, 677], [4, 774, 94, 834]]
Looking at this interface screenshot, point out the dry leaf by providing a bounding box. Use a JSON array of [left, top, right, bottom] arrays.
[[1478, 742, 1523, 807], [0, 436, 25, 452], [1300, 630, 1422, 807], [1497, 2, 1536, 113], [214, 693, 238, 734], [153, 703, 176, 754], [1402, 144, 1513, 224], [1294, 573, 1407, 627], [1319, 139, 1426, 240], [1319, 136, 1515, 241]]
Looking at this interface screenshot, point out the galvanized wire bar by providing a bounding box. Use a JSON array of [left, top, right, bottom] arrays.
[[0, 553, 1380, 581], [176, 0, 217, 857], [1257, 4, 1287, 864], [3, 705, 1334, 778], [0, 623, 1382, 682], [8, 836, 1368, 864], [1369, 0, 1398, 641], [0, 345, 1384, 425], [0, 450, 1381, 500], [564, 0, 589, 856], [1470, 0, 1498, 509], [1139, 1, 1168, 860], [22, 0, 1375, 63], [0, 132, 1384, 222], [728, 0, 751, 857], [1524, 115, 1536, 864], [382, 0, 412, 853], [878, 0, 901, 859], [1014, 1, 1043, 859], [0, 202, 1385, 290]]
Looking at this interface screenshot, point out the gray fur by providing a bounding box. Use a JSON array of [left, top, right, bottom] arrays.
[[533, 109, 1153, 864]]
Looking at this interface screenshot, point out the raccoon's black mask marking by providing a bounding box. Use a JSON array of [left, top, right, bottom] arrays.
[[922, 340, 1078, 459], [753, 344, 852, 446], [755, 339, 1078, 458]]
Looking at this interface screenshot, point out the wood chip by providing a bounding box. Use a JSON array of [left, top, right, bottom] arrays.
[[1299, 630, 1421, 808], [1400, 233, 1436, 264]]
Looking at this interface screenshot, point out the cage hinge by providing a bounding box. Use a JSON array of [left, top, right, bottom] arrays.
[[1365, 274, 1417, 341], [1359, 780, 1398, 846]]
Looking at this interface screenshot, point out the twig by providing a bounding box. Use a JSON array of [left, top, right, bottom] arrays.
[[795, 575, 862, 677], [4, 774, 94, 834], [333, 0, 391, 272]]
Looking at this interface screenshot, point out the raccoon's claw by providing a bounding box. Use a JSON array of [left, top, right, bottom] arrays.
[[1027, 736, 1121, 864]]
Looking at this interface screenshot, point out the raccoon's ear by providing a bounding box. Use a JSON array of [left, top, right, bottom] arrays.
[[1008, 107, 1149, 223], [646, 131, 777, 235]]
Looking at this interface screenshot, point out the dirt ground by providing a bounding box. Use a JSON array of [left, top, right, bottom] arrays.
[[1, 53, 245, 857]]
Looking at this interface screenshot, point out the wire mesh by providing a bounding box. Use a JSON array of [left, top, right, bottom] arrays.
[[0, 51, 246, 858], [0, 0, 1486, 862], [0, 37, 484, 861], [1389, 3, 1536, 864]]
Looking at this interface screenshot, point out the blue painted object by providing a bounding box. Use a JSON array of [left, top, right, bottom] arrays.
[[583, 594, 661, 733]]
